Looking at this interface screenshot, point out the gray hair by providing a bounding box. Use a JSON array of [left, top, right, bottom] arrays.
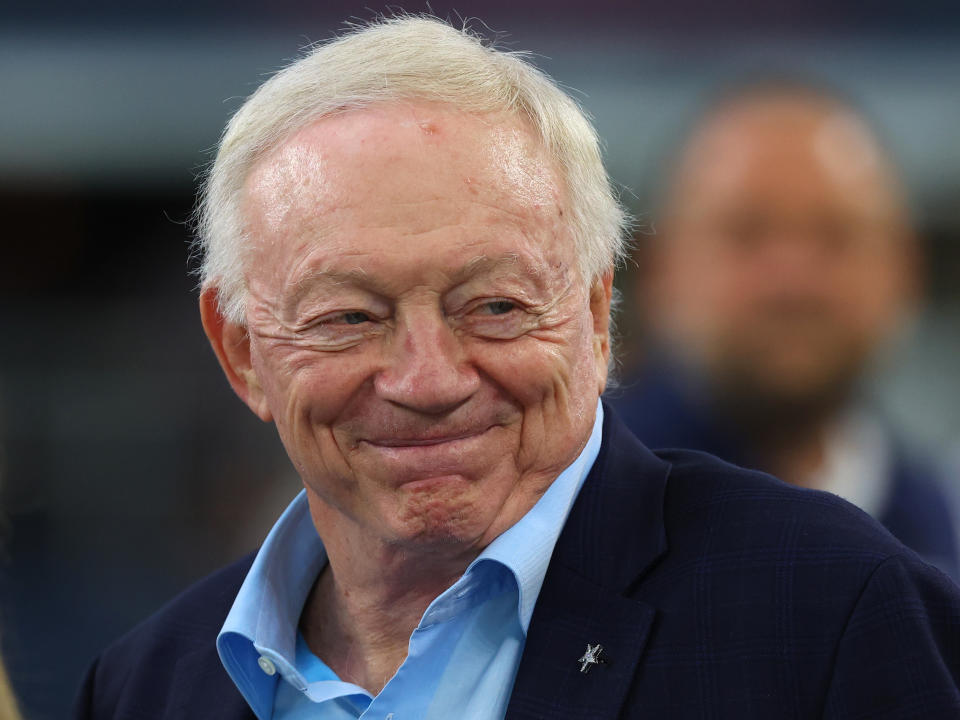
[[195, 15, 630, 325]]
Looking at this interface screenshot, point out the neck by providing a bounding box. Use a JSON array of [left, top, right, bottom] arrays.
[[709, 377, 847, 489], [299, 500, 479, 695]]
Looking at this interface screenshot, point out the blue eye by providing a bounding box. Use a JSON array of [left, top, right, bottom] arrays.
[[486, 301, 516, 315], [342, 311, 372, 325]]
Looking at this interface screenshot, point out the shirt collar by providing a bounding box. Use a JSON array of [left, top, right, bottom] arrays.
[[217, 492, 327, 716], [217, 400, 603, 714]]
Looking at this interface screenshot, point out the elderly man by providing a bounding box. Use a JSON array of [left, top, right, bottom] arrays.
[[76, 18, 960, 720], [609, 80, 959, 578]]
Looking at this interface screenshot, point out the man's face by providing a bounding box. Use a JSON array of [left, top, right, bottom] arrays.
[[649, 97, 913, 415], [233, 102, 610, 553]]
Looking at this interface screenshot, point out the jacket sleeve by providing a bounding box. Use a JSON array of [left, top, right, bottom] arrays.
[[822, 555, 960, 719]]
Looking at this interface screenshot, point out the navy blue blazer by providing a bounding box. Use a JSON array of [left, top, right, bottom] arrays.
[[607, 360, 960, 580], [76, 407, 960, 718]]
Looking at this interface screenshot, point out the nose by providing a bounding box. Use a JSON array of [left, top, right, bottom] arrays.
[[753, 230, 828, 296], [374, 306, 480, 414]]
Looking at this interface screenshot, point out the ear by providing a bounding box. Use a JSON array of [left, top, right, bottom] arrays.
[[589, 269, 615, 393], [199, 287, 273, 422]]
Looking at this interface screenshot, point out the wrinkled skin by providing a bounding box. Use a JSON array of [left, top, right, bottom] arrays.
[[202, 102, 612, 571]]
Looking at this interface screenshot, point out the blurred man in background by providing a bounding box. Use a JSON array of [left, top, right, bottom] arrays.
[[609, 79, 959, 577]]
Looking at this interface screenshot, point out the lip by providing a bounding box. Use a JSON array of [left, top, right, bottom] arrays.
[[364, 428, 488, 448], [356, 426, 501, 486]]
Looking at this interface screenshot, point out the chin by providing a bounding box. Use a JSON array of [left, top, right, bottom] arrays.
[[384, 481, 494, 548]]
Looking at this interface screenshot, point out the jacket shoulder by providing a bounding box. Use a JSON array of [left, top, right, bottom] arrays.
[[622, 448, 960, 717], [656, 447, 910, 562]]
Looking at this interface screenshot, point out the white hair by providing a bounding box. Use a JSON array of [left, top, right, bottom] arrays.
[[195, 15, 630, 325]]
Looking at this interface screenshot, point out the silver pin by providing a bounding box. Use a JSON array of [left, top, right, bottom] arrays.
[[578, 643, 607, 673]]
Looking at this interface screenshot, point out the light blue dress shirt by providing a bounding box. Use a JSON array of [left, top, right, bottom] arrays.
[[217, 402, 603, 720]]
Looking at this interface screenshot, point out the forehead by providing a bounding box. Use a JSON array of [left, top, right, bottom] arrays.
[[242, 102, 566, 248], [673, 97, 899, 209]]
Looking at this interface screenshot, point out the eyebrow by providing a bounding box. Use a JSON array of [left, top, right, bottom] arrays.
[[281, 266, 372, 312], [289, 251, 540, 295], [458, 253, 529, 281]]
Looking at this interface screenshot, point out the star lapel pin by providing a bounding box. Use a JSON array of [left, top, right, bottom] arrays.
[[578, 642, 608, 673]]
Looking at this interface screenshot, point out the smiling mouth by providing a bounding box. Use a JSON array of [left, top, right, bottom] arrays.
[[365, 428, 489, 448]]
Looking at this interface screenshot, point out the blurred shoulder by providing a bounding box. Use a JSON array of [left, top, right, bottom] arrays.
[[883, 449, 960, 578]]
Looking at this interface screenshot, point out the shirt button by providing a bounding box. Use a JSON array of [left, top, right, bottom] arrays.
[[257, 656, 277, 676]]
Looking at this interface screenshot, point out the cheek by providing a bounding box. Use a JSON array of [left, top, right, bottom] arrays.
[[264, 360, 370, 494], [248, 339, 292, 414], [250, 339, 369, 436], [498, 329, 599, 471], [477, 316, 598, 410], [837, 260, 902, 329], [286, 360, 373, 433]]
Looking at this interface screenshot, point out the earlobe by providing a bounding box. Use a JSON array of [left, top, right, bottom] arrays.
[[199, 288, 273, 422]]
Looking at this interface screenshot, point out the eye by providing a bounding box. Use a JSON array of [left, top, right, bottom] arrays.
[[304, 309, 377, 334], [342, 311, 372, 325], [295, 306, 383, 351], [457, 297, 531, 340], [483, 300, 517, 315]]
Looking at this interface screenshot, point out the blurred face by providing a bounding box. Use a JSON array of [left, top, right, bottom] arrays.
[[650, 96, 913, 414], [234, 103, 610, 554]]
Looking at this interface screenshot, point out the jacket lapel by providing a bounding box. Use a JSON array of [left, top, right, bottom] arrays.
[[506, 405, 671, 720]]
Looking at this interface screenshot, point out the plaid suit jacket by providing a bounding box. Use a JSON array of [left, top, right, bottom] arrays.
[[76, 406, 960, 719]]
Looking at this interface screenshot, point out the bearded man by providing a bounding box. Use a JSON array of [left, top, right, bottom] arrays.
[[609, 80, 958, 578]]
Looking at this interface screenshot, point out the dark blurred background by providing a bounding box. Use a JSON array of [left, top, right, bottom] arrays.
[[1, 2, 959, 716]]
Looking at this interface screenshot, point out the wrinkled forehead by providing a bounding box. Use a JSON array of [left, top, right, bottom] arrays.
[[241, 101, 568, 243]]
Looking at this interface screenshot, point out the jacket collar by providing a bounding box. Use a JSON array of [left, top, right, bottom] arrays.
[[506, 402, 671, 719]]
